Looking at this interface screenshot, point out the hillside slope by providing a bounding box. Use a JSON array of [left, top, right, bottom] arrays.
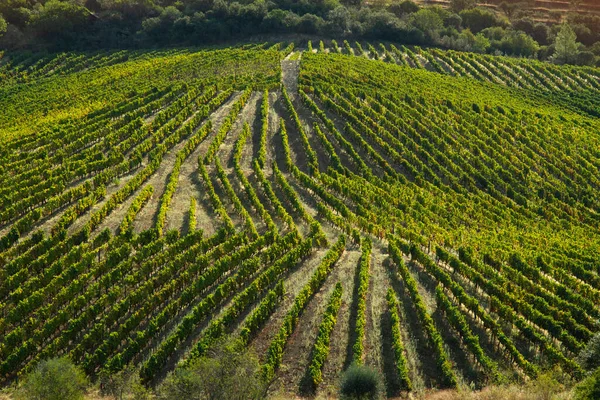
[[0, 42, 599, 398]]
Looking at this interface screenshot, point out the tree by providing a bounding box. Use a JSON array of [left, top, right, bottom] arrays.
[[500, 30, 539, 56], [453, 28, 490, 52], [576, 51, 595, 66], [327, 6, 352, 35], [15, 357, 88, 400], [157, 340, 264, 400], [553, 23, 578, 64], [460, 8, 505, 33], [389, 0, 420, 16], [410, 8, 443, 37], [297, 13, 324, 34], [498, 1, 518, 18], [29, 0, 89, 39], [578, 333, 600, 371]]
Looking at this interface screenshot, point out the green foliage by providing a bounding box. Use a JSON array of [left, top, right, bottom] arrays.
[[257, 90, 269, 168], [119, 185, 153, 237], [1, 41, 600, 398], [339, 364, 382, 400], [386, 288, 412, 391], [389, 1, 420, 17], [553, 23, 579, 64], [99, 365, 150, 400], [410, 8, 443, 35], [352, 237, 371, 363], [574, 368, 600, 400], [435, 286, 501, 383], [15, 357, 88, 400], [578, 333, 600, 371], [0, 14, 7, 37], [29, 0, 89, 38], [499, 30, 540, 57], [188, 197, 197, 232], [460, 7, 506, 33], [239, 282, 286, 345], [389, 242, 458, 388], [263, 235, 345, 381], [158, 341, 264, 400], [309, 282, 343, 387], [204, 88, 251, 164]]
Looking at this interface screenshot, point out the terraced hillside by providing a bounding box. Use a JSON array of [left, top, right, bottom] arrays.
[[0, 41, 599, 398], [415, 0, 600, 19]]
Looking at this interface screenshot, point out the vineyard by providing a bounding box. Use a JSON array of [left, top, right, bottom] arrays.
[[1, 40, 599, 398]]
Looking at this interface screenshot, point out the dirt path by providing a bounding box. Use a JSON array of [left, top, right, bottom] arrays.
[[129, 92, 240, 234], [272, 247, 360, 398], [249, 245, 334, 364], [316, 243, 362, 398], [281, 59, 300, 100], [280, 57, 338, 176]]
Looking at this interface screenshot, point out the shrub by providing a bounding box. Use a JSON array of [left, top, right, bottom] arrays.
[[389, 1, 420, 17], [15, 357, 88, 400], [460, 7, 506, 33], [157, 341, 264, 400], [574, 368, 600, 400], [99, 365, 150, 400], [578, 333, 600, 371], [410, 8, 443, 36], [500, 30, 540, 57], [576, 51, 595, 66], [339, 364, 382, 400]]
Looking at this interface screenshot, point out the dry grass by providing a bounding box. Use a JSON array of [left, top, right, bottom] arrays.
[[419, 380, 574, 400], [0, 376, 577, 400]]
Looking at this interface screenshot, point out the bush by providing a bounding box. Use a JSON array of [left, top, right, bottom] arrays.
[[499, 30, 540, 57], [99, 366, 150, 400], [410, 8, 443, 35], [157, 341, 264, 400], [578, 333, 600, 371], [339, 364, 382, 400], [460, 7, 506, 33], [389, 1, 420, 17], [574, 368, 600, 400], [576, 51, 596, 66], [15, 357, 88, 400]]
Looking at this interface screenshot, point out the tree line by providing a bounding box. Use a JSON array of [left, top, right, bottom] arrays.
[[0, 0, 598, 65]]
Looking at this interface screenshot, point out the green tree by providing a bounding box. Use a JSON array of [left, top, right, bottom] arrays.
[[157, 341, 264, 400], [578, 333, 600, 371], [500, 30, 539, 56], [460, 8, 505, 33], [389, 0, 420, 17], [553, 23, 578, 64], [29, 0, 89, 39], [15, 357, 88, 400], [410, 8, 443, 36]]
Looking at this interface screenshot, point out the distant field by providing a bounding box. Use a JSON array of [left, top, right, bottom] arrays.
[[0, 41, 599, 398]]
